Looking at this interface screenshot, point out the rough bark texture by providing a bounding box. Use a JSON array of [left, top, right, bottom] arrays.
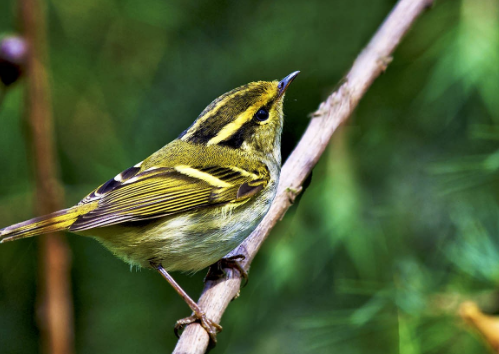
[[173, 0, 435, 353]]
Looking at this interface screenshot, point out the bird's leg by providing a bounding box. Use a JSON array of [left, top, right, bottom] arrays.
[[204, 255, 248, 287], [151, 262, 222, 343]]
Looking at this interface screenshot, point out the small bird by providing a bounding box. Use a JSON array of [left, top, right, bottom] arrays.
[[0, 71, 299, 342]]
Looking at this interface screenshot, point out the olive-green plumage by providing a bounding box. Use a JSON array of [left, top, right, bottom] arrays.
[[0, 72, 299, 273]]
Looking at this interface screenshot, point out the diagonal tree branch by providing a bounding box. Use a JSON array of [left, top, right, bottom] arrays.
[[173, 0, 435, 352]]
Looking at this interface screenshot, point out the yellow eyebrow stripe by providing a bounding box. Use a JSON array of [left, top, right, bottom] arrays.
[[174, 165, 232, 187], [207, 112, 251, 146], [181, 91, 241, 142]]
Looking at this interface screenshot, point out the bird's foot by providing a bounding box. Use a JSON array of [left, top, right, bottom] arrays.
[[204, 255, 248, 287], [174, 311, 222, 344]]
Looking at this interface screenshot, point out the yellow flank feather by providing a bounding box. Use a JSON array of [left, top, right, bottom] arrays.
[[174, 165, 232, 187], [228, 166, 256, 177]]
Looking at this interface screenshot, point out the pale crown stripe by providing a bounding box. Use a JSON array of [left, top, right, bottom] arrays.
[[175, 165, 232, 188]]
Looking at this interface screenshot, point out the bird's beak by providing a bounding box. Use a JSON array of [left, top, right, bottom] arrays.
[[277, 71, 300, 99]]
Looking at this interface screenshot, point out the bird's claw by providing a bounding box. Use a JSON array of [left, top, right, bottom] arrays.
[[174, 312, 222, 344], [205, 255, 248, 287]]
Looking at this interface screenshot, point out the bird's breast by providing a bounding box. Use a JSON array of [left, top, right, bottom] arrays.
[[90, 180, 278, 272]]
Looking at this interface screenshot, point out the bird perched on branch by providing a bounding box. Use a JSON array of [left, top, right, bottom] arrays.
[[0, 71, 299, 342]]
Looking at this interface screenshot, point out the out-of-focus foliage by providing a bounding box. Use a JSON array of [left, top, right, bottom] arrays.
[[0, 0, 498, 353]]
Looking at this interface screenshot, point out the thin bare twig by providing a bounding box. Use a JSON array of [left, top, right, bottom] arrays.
[[173, 0, 435, 352], [19, 0, 74, 353]]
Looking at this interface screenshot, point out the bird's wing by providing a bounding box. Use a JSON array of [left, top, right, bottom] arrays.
[[69, 164, 269, 231]]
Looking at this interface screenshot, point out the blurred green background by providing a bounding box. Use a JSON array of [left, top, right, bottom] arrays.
[[1, 0, 498, 353]]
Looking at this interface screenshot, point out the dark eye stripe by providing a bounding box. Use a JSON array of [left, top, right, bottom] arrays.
[[218, 121, 255, 149], [181, 85, 269, 144], [184, 93, 252, 143]]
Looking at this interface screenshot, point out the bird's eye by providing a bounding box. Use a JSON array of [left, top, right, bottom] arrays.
[[254, 108, 269, 122]]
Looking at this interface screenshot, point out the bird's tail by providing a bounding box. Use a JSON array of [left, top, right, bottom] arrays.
[[0, 208, 80, 243]]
